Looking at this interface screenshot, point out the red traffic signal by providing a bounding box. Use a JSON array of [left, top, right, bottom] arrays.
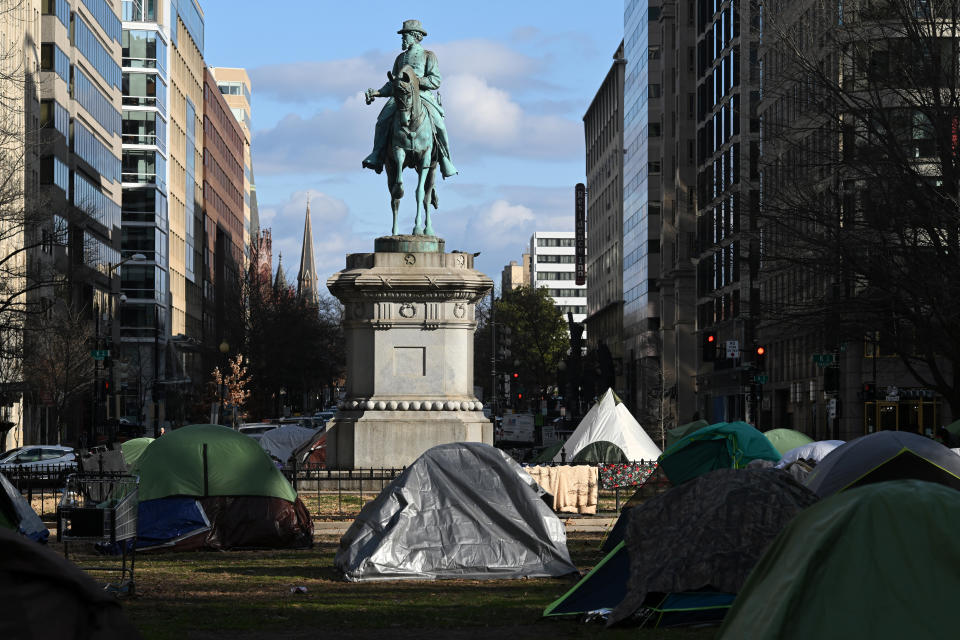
[[756, 346, 765, 356], [512, 372, 519, 379], [702, 332, 717, 362], [517, 392, 523, 400]]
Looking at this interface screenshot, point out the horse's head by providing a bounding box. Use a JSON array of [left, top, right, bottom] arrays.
[[392, 65, 420, 113]]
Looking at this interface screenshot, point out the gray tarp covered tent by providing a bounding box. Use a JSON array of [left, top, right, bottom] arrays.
[[335, 442, 578, 581], [608, 467, 819, 626]]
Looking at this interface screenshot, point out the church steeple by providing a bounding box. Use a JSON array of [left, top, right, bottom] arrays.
[[297, 196, 320, 306], [274, 251, 289, 294]]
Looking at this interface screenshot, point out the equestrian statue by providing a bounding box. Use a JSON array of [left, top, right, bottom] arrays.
[[363, 19, 457, 237]]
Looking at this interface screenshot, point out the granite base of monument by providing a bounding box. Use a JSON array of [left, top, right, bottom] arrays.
[[324, 236, 493, 469]]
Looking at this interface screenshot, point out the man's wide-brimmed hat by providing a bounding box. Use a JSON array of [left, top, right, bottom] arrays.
[[398, 19, 427, 36]]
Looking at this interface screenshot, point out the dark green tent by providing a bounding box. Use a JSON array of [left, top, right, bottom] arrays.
[[719, 480, 960, 638], [531, 442, 564, 463], [658, 422, 781, 485], [571, 440, 629, 464], [665, 419, 709, 448]]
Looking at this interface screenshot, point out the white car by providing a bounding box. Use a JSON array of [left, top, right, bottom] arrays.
[[237, 423, 276, 442], [0, 445, 76, 469]]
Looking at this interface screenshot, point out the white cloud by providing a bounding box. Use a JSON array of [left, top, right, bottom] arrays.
[[249, 39, 546, 104]]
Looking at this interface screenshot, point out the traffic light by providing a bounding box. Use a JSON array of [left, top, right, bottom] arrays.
[[755, 345, 767, 369], [862, 381, 876, 400], [512, 372, 519, 379], [702, 332, 717, 362], [100, 379, 110, 397]]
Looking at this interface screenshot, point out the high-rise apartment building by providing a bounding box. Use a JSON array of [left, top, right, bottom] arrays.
[[209, 67, 257, 254], [119, 0, 204, 431], [622, 1, 663, 419], [693, 0, 762, 423], [655, 1, 699, 428], [500, 254, 530, 293], [201, 65, 244, 364], [529, 232, 586, 332], [584, 41, 626, 397]]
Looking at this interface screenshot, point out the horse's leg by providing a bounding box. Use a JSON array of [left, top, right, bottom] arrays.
[[413, 157, 430, 236], [423, 163, 438, 236], [391, 147, 405, 201], [387, 160, 400, 235]]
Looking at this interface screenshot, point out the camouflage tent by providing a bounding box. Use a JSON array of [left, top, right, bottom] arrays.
[[608, 468, 819, 626]]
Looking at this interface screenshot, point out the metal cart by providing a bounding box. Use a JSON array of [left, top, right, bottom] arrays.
[[57, 473, 139, 595]]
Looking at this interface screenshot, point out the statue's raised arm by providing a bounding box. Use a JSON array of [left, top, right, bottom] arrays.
[[361, 20, 457, 237]]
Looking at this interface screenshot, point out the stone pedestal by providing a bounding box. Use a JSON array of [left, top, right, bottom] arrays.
[[325, 236, 493, 469]]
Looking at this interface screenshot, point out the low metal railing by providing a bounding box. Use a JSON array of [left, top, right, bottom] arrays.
[[3, 464, 76, 518]]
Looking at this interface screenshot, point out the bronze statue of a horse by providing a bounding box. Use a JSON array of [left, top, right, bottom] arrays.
[[385, 65, 439, 236]]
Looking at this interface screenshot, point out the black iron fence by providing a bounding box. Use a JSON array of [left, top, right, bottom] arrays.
[[282, 460, 667, 517], [2, 464, 76, 518]]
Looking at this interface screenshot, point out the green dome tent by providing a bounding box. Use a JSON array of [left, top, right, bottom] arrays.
[[665, 419, 709, 448], [135, 424, 296, 502], [719, 480, 960, 639], [133, 424, 311, 550], [119, 437, 154, 469], [762, 428, 814, 456], [658, 421, 781, 485]]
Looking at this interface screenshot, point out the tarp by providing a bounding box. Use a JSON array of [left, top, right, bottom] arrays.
[[719, 480, 960, 639], [804, 431, 960, 497], [0, 527, 141, 639], [335, 442, 578, 581], [553, 389, 661, 463], [762, 428, 814, 455], [665, 419, 709, 448], [775, 440, 844, 468], [119, 437, 154, 469], [0, 472, 47, 542], [608, 468, 819, 626], [658, 421, 781, 485], [258, 425, 316, 464], [136, 497, 210, 550], [600, 465, 673, 553], [133, 424, 297, 502]]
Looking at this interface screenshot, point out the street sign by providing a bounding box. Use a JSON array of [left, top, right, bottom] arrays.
[[812, 353, 834, 366], [753, 374, 769, 384], [726, 340, 740, 359], [90, 349, 109, 360]]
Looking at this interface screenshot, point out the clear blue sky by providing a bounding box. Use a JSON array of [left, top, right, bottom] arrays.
[[202, 1, 624, 284]]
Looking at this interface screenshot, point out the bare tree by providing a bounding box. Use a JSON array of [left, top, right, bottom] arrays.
[[760, 0, 960, 414], [22, 300, 95, 443]]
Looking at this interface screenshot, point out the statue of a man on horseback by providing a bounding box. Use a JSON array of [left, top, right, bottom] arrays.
[[362, 20, 457, 236]]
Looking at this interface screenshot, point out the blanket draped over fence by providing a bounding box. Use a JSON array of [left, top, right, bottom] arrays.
[[525, 465, 599, 514]]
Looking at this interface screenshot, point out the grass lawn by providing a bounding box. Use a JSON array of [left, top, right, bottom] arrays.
[[64, 532, 718, 639]]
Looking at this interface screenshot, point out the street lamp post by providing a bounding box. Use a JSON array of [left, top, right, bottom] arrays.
[[219, 341, 229, 425], [93, 253, 146, 445]]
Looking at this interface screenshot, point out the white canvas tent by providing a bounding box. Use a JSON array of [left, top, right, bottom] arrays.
[[553, 389, 662, 462]]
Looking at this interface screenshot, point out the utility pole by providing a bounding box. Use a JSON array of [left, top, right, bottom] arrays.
[[490, 287, 496, 417]]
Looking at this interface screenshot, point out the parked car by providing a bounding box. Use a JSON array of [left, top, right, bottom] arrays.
[[0, 445, 76, 469], [313, 411, 335, 430], [237, 423, 275, 442]]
